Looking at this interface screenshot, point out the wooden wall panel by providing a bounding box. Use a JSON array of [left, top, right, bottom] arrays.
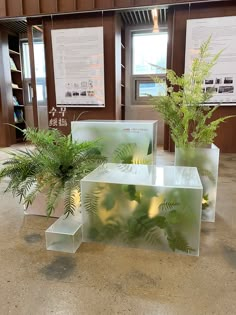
[[76, 0, 94, 11], [23, 0, 40, 16], [95, 0, 114, 9], [114, 0, 134, 8], [40, 0, 57, 14], [134, 0, 153, 6], [6, 0, 23, 17], [166, 1, 236, 152], [58, 0, 76, 13], [43, 12, 117, 135], [0, 0, 6, 17]]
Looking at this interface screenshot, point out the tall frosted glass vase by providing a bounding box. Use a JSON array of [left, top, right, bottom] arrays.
[[175, 144, 219, 222]]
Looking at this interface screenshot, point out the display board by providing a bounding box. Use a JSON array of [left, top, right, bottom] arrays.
[[185, 16, 236, 105], [51, 27, 105, 107]]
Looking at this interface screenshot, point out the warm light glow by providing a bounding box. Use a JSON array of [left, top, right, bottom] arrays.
[[152, 8, 159, 33], [148, 195, 164, 218]]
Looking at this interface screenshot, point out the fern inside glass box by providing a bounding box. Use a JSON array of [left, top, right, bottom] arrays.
[[81, 163, 203, 256], [71, 120, 157, 165]]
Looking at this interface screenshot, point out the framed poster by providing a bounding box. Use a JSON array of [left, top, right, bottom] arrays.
[[185, 16, 236, 105], [51, 26, 105, 107]]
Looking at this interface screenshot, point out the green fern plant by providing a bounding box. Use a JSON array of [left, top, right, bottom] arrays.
[[151, 37, 235, 148], [0, 127, 106, 217]]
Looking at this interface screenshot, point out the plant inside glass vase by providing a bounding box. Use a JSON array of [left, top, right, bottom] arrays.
[[151, 37, 234, 148], [151, 37, 236, 221], [0, 127, 106, 217]]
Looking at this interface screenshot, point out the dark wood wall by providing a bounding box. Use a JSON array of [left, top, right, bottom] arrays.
[[0, 0, 229, 18], [166, 1, 236, 153], [43, 12, 118, 134]]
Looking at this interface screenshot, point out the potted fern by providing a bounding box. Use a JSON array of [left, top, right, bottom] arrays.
[[0, 127, 106, 217], [151, 38, 235, 222]]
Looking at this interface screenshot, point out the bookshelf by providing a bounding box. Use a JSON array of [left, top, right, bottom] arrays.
[[8, 35, 26, 142]]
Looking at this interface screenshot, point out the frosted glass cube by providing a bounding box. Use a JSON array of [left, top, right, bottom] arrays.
[[71, 120, 157, 165], [45, 212, 82, 253], [175, 144, 219, 222], [81, 163, 203, 256]]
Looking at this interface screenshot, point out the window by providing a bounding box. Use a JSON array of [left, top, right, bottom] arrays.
[[131, 31, 168, 103], [21, 41, 47, 105]]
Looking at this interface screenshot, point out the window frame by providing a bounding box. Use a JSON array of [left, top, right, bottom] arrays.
[[20, 39, 47, 107], [127, 26, 168, 106]]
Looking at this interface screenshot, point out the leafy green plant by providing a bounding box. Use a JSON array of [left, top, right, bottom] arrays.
[[0, 127, 106, 217], [84, 183, 197, 254], [151, 37, 235, 148]]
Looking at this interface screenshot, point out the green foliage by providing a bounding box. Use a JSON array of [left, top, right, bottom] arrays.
[[112, 143, 152, 165], [0, 127, 106, 216], [84, 184, 195, 254], [151, 37, 235, 148]]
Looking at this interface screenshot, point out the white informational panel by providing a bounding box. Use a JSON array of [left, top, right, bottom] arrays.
[[51, 27, 105, 107], [185, 16, 236, 105]]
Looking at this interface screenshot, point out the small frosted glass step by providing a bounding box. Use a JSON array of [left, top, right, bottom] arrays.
[[71, 120, 158, 165], [45, 213, 82, 253], [175, 144, 219, 222], [81, 163, 203, 256]]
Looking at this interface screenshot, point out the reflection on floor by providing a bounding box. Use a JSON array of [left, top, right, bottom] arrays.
[[0, 144, 236, 314]]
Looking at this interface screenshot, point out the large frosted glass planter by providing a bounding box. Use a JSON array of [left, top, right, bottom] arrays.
[[175, 144, 219, 222], [81, 163, 203, 256], [71, 120, 157, 165]]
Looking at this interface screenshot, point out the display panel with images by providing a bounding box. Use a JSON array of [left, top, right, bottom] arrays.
[[51, 27, 105, 107], [185, 16, 236, 105]]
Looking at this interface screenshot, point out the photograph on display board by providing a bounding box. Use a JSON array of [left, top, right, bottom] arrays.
[[185, 16, 236, 105], [51, 27, 105, 107]]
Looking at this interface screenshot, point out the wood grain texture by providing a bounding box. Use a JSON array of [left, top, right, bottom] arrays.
[[40, 0, 57, 13], [0, 0, 6, 17], [6, 0, 23, 17], [114, 0, 134, 8], [22, 0, 40, 15], [134, 0, 153, 6], [43, 12, 117, 135], [76, 0, 94, 10], [95, 0, 114, 9], [58, 0, 76, 13]]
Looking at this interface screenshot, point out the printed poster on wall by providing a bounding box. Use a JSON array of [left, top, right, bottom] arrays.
[[51, 26, 105, 107], [185, 16, 236, 105]]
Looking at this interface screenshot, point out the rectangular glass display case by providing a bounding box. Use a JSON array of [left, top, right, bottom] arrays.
[[81, 163, 203, 256], [71, 120, 157, 165], [175, 144, 219, 222], [45, 212, 82, 253]]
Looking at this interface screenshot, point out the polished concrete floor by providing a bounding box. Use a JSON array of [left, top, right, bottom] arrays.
[[0, 145, 236, 315]]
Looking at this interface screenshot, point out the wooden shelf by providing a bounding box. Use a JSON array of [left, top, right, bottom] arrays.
[[11, 69, 21, 73], [14, 105, 24, 107], [15, 121, 25, 125], [9, 49, 20, 55], [12, 86, 23, 90]]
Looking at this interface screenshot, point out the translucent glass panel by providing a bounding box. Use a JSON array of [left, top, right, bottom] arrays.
[[71, 120, 158, 165], [138, 82, 166, 97], [175, 144, 219, 222], [81, 164, 203, 256], [132, 32, 168, 75], [46, 212, 82, 253]]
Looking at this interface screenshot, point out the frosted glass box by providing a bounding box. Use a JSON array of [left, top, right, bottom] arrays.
[[175, 144, 219, 222], [45, 212, 82, 253], [71, 120, 157, 165], [81, 163, 203, 256]]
